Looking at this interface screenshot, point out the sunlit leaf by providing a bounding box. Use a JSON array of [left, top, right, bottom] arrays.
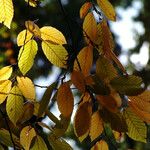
[[80, 2, 92, 19], [74, 46, 93, 77], [48, 134, 73, 150], [20, 126, 36, 150], [18, 39, 38, 75], [110, 75, 144, 96], [0, 0, 14, 28], [83, 12, 98, 43], [38, 82, 57, 117], [91, 140, 109, 150], [97, 0, 116, 21], [0, 129, 20, 148], [6, 86, 24, 125], [0, 66, 12, 81], [40, 26, 67, 44], [128, 90, 150, 113], [0, 80, 12, 104], [99, 108, 128, 132], [25, 21, 41, 37], [31, 135, 48, 150], [90, 111, 103, 141], [17, 76, 36, 101], [57, 82, 74, 117], [25, 0, 38, 7], [71, 71, 86, 93], [42, 41, 68, 68], [74, 101, 92, 141], [129, 101, 150, 123], [124, 107, 147, 143], [96, 55, 118, 83], [17, 29, 33, 46]]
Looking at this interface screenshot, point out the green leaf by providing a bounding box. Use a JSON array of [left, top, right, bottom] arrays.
[[6, 85, 24, 125], [42, 41, 68, 68], [38, 82, 57, 117], [124, 108, 147, 143], [110, 75, 144, 96], [0, 0, 14, 28], [48, 134, 73, 150], [99, 108, 128, 132], [18, 39, 38, 75], [30, 135, 48, 150]]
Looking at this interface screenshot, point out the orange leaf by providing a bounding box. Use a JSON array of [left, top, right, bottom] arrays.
[[74, 101, 92, 141], [71, 71, 86, 93], [91, 140, 109, 150], [90, 111, 103, 141], [57, 82, 74, 117], [74, 46, 93, 77], [80, 2, 93, 19], [83, 12, 98, 44]]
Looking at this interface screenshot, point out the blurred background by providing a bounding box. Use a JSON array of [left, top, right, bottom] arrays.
[[0, 0, 150, 149]]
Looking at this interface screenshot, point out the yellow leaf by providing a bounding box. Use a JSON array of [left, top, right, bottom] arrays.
[[83, 12, 98, 43], [25, 0, 38, 7], [25, 21, 41, 37], [57, 82, 74, 117], [40, 26, 67, 44], [129, 101, 150, 123], [42, 41, 68, 68], [74, 46, 93, 77], [97, 0, 116, 21], [74, 101, 92, 141], [80, 2, 93, 19], [17, 29, 33, 46], [20, 126, 36, 150], [113, 130, 124, 142], [129, 90, 150, 113], [0, 80, 12, 104], [71, 71, 86, 93], [124, 107, 147, 143], [31, 135, 48, 150], [0, 0, 14, 28], [6, 86, 24, 125], [18, 39, 38, 75], [91, 140, 109, 150], [90, 111, 103, 141], [17, 76, 36, 101], [0, 66, 12, 80]]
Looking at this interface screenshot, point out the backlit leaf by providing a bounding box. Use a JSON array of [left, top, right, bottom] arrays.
[[80, 2, 92, 19], [97, 0, 116, 21], [20, 126, 36, 150], [96, 56, 118, 83], [91, 140, 109, 150], [31, 135, 48, 150], [124, 107, 147, 143], [42, 41, 68, 68], [6, 86, 24, 125], [17, 76, 36, 101], [71, 71, 86, 93], [110, 75, 144, 96], [40, 26, 67, 44], [0, 0, 14, 28], [18, 39, 38, 75], [83, 12, 98, 43], [38, 82, 56, 117], [99, 108, 128, 132], [74, 46, 93, 77], [0, 66, 12, 80], [25, 0, 38, 7], [57, 82, 74, 117], [25, 21, 41, 38], [17, 30, 33, 46], [90, 111, 103, 141], [0, 80, 12, 104], [74, 101, 92, 141], [48, 134, 73, 150]]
